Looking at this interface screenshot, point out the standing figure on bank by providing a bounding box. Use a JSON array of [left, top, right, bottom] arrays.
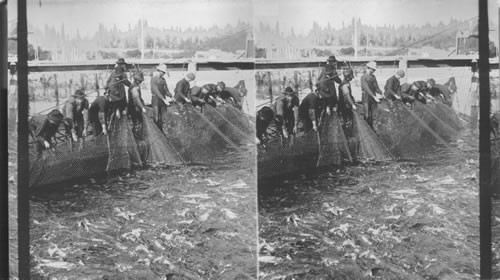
[[128, 72, 147, 139], [63, 89, 89, 142], [105, 58, 131, 120], [151, 63, 173, 128], [89, 95, 110, 136], [317, 61, 342, 116], [338, 68, 357, 136], [384, 69, 405, 102], [174, 72, 195, 104], [273, 86, 300, 139], [361, 61, 383, 129]]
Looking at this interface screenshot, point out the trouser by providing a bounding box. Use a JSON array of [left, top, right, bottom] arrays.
[[340, 108, 354, 137], [65, 116, 84, 138], [153, 102, 166, 129], [129, 108, 144, 140], [109, 99, 127, 116], [363, 100, 377, 129]]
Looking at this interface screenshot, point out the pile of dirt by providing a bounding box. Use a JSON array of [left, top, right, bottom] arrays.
[[259, 129, 479, 279]]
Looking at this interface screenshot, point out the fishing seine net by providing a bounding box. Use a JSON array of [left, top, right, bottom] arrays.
[[160, 103, 252, 164], [373, 100, 458, 160], [352, 111, 393, 161], [140, 112, 185, 165], [107, 116, 142, 172], [28, 115, 143, 188], [317, 114, 351, 166]]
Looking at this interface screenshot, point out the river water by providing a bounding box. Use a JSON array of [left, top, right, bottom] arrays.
[[258, 128, 480, 279], [29, 146, 257, 279]]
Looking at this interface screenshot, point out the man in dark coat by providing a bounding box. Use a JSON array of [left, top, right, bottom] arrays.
[[338, 68, 357, 136], [273, 86, 300, 139], [384, 69, 405, 102], [401, 81, 429, 104], [317, 62, 342, 116], [30, 109, 69, 154], [298, 88, 324, 133], [150, 63, 173, 128], [105, 58, 131, 119], [89, 95, 109, 136], [174, 72, 195, 104], [63, 89, 89, 141], [361, 61, 383, 129], [256, 106, 274, 145], [127, 72, 147, 139], [190, 81, 226, 107], [427, 78, 452, 106]]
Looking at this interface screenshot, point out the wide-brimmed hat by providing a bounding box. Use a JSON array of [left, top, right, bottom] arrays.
[[116, 58, 127, 64], [217, 81, 226, 90], [282, 86, 296, 95], [366, 61, 377, 70], [72, 89, 86, 98], [327, 55, 337, 62], [133, 72, 144, 82], [47, 109, 64, 122], [156, 64, 167, 73]]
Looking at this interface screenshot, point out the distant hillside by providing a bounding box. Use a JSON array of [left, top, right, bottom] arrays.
[[8, 20, 252, 61]]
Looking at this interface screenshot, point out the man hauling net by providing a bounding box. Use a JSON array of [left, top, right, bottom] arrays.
[[105, 58, 131, 120], [273, 86, 299, 141], [151, 63, 173, 129], [62, 89, 89, 142], [360, 61, 383, 129], [127, 72, 147, 140]]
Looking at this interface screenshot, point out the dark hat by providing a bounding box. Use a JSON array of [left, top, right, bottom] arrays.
[[133, 72, 144, 82], [217, 81, 226, 90], [47, 109, 64, 122], [116, 58, 127, 64], [327, 55, 337, 62], [282, 86, 296, 95], [72, 89, 86, 98], [427, 78, 436, 88]]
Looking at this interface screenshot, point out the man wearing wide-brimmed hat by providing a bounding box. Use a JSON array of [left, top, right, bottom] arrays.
[[316, 63, 341, 117], [273, 86, 300, 139], [151, 63, 173, 128], [128, 72, 147, 139], [360, 61, 383, 129], [31, 109, 67, 154], [105, 57, 132, 120], [63, 88, 89, 141]]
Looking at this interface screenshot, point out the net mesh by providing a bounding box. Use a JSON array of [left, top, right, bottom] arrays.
[[140, 113, 185, 165], [352, 111, 393, 161], [317, 114, 350, 166], [107, 116, 142, 172], [373, 100, 459, 159], [160, 103, 252, 164]]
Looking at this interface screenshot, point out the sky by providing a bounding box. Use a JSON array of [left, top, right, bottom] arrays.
[[255, 0, 481, 35], [7, 0, 254, 37], [6, 0, 498, 40]]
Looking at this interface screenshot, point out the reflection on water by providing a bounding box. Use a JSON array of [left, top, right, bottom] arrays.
[[258, 129, 479, 279], [30, 146, 257, 279]]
